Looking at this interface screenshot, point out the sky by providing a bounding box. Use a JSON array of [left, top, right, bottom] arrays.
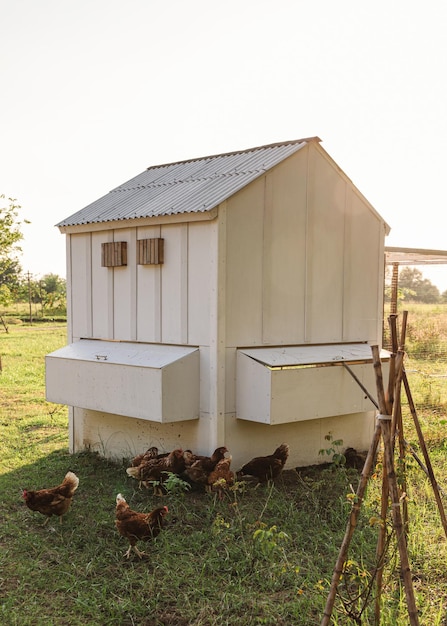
[[2, 0, 447, 291]]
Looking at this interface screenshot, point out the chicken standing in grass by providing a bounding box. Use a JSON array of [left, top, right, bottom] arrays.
[[115, 493, 169, 558], [237, 443, 289, 484], [22, 471, 79, 524]]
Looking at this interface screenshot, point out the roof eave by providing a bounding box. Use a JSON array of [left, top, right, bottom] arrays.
[[57, 206, 219, 234]]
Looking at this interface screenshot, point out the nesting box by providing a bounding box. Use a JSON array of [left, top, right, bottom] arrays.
[[47, 137, 390, 467], [46, 340, 199, 422]]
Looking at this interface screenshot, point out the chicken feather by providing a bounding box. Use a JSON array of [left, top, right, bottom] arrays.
[[22, 471, 79, 524], [237, 443, 289, 484], [115, 493, 168, 558]]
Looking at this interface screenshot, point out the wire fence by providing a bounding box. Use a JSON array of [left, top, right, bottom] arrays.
[[382, 309, 447, 419]]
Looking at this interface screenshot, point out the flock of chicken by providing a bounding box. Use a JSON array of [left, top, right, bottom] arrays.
[[21, 443, 289, 559]]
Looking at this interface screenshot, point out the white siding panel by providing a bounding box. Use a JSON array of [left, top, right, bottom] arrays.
[[161, 224, 188, 343], [305, 146, 345, 343], [225, 179, 264, 346], [78, 409, 202, 461], [226, 411, 374, 469], [113, 228, 137, 341], [136, 226, 162, 342], [91, 231, 114, 339], [343, 190, 383, 342], [188, 222, 212, 346], [262, 153, 307, 344], [70, 233, 92, 339]]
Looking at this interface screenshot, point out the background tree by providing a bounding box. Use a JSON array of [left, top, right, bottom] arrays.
[[37, 274, 66, 314], [13, 273, 66, 317], [398, 267, 440, 303], [0, 195, 29, 288]]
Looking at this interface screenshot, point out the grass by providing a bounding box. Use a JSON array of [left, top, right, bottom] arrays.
[[1, 313, 447, 625]]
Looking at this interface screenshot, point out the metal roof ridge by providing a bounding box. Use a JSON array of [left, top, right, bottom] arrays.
[[144, 137, 322, 171], [112, 168, 261, 193]]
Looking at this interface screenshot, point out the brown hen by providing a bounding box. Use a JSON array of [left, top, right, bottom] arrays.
[[237, 443, 289, 484], [115, 493, 168, 558], [22, 471, 79, 524]]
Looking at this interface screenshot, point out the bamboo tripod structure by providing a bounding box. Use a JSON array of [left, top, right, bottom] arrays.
[[321, 313, 447, 625]]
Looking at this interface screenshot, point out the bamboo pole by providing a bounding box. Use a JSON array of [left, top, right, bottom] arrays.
[[402, 372, 447, 540], [322, 320, 436, 625], [320, 421, 382, 626], [374, 336, 396, 625], [380, 416, 420, 625], [371, 345, 420, 626], [343, 352, 442, 492], [390, 263, 399, 315], [399, 311, 408, 350], [389, 314, 409, 537], [342, 363, 378, 408], [393, 351, 409, 541], [374, 457, 389, 625], [393, 311, 409, 537]]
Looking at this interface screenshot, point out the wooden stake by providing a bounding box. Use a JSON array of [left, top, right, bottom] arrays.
[[320, 421, 382, 626], [379, 415, 420, 625], [322, 318, 440, 624], [402, 372, 447, 540], [390, 263, 399, 315], [372, 345, 420, 626]]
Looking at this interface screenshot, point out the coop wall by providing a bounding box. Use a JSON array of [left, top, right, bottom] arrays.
[[70, 404, 375, 469], [68, 220, 215, 346], [62, 140, 386, 463], [67, 143, 385, 350], [224, 142, 386, 347]]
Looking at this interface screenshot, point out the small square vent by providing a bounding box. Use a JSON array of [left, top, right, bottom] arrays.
[[101, 242, 127, 267], [138, 238, 164, 265]]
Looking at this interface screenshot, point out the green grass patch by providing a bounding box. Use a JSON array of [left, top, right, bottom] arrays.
[[1, 317, 447, 624]]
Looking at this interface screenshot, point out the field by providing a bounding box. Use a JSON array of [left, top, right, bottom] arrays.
[[1, 308, 447, 625]]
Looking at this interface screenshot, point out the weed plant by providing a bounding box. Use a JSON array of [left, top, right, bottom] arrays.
[[1, 316, 447, 624]]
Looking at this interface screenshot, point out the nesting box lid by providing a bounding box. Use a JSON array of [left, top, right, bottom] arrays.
[[47, 339, 198, 367], [238, 343, 390, 368]]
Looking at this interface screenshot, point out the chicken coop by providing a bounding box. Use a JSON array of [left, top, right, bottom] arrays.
[[46, 137, 390, 468]]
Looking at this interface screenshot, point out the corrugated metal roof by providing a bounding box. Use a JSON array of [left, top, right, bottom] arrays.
[[57, 137, 320, 228]]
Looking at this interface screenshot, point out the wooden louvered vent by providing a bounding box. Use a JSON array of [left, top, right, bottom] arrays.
[[138, 238, 164, 265], [101, 242, 127, 267]]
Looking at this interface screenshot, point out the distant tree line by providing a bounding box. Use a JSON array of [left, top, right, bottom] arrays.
[[385, 267, 447, 304], [0, 195, 66, 317]]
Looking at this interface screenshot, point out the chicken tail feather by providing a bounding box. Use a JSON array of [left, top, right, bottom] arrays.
[[63, 471, 80, 492], [126, 467, 139, 479], [274, 444, 290, 465]]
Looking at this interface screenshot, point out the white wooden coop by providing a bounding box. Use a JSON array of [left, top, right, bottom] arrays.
[[46, 137, 390, 468]]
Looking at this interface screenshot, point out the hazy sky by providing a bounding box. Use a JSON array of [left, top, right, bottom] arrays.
[[2, 0, 447, 290]]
